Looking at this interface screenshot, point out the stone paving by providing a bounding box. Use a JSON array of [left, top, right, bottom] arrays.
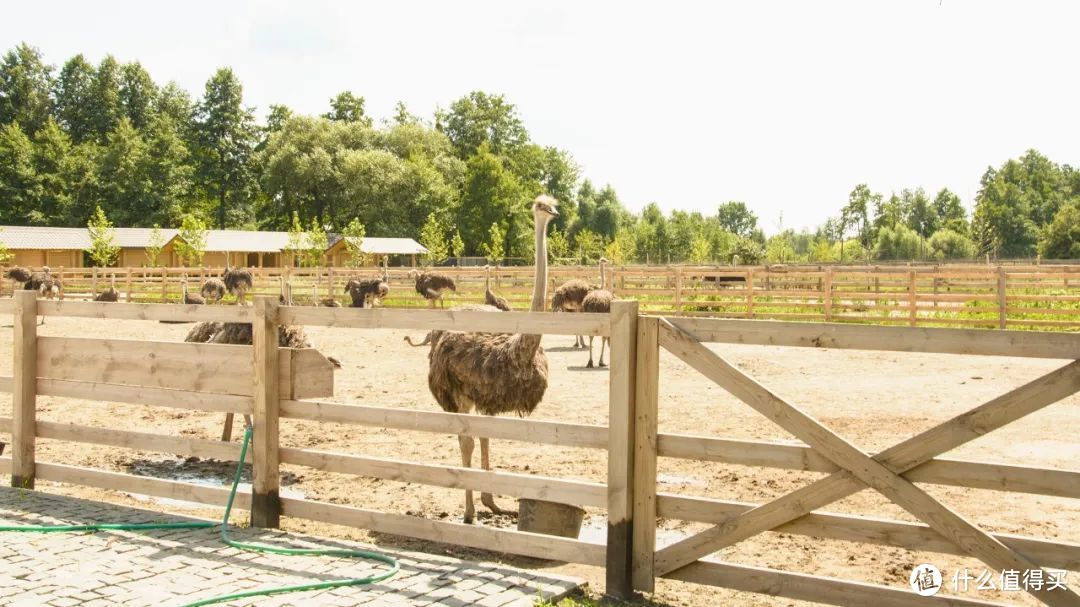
[[0, 487, 584, 606]]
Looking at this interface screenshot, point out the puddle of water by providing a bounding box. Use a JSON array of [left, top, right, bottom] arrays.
[[577, 516, 689, 545], [123, 460, 306, 509], [656, 473, 708, 487]]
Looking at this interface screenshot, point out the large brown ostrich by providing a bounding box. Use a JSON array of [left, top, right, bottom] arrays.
[[551, 278, 593, 348], [424, 195, 558, 523], [94, 274, 120, 302], [222, 266, 254, 304], [201, 277, 226, 302], [483, 265, 511, 311], [344, 258, 391, 308], [410, 268, 456, 308], [25, 267, 61, 325], [6, 267, 30, 296], [582, 258, 613, 368]]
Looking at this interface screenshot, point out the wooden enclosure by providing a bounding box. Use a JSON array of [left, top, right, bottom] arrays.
[[0, 294, 1077, 605], [3, 263, 1077, 330]]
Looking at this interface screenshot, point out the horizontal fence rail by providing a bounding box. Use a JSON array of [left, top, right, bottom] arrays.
[[2, 263, 1076, 331]]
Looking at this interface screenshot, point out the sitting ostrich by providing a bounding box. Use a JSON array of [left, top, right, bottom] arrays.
[[201, 277, 226, 302], [6, 267, 30, 297], [346, 258, 391, 308], [422, 195, 558, 523], [181, 276, 205, 304], [93, 274, 120, 302], [483, 265, 511, 311], [313, 281, 341, 307], [551, 278, 594, 348], [223, 266, 254, 304], [410, 268, 456, 308], [582, 258, 614, 368]]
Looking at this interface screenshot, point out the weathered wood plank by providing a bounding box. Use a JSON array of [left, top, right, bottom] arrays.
[[36, 299, 253, 322], [631, 316, 660, 592], [12, 291, 36, 489], [606, 300, 638, 599], [251, 295, 280, 528], [278, 306, 610, 336], [34, 461, 250, 510], [36, 378, 253, 414], [27, 420, 249, 462]]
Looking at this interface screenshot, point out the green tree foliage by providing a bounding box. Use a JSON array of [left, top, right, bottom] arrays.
[[194, 68, 258, 229], [440, 91, 528, 159], [324, 91, 371, 126], [0, 228, 11, 264], [481, 222, 505, 264], [716, 201, 758, 237], [450, 230, 465, 260], [303, 217, 328, 267], [419, 212, 448, 266], [547, 229, 570, 262], [89, 55, 122, 140], [54, 54, 96, 143], [1037, 201, 1080, 259], [0, 122, 37, 223], [145, 224, 165, 266], [341, 217, 367, 267], [928, 228, 976, 260], [932, 188, 968, 234], [284, 211, 305, 263], [874, 225, 921, 260], [175, 213, 207, 265], [459, 142, 523, 255], [572, 228, 603, 264], [119, 61, 157, 130], [86, 204, 120, 266], [732, 237, 764, 265], [0, 43, 53, 135]]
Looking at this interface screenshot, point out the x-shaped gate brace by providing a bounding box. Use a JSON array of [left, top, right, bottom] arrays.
[[650, 319, 1080, 607]]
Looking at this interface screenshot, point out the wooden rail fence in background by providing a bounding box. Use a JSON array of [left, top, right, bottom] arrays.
[[0, 297, 1077, 605], [3, 263, 1078, 330]]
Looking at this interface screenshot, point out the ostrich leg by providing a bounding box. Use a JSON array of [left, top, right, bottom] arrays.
[[598, 337, 608, 367], [586, 336, 596, 368], [459, 435, 476, 523], [221, 414, 235, 441], [479, 437, 510, 515]]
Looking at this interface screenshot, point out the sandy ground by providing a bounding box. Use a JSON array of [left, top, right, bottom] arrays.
[[0, 315, 1077, 606]]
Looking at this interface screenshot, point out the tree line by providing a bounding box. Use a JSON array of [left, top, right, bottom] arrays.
[[1, 42, 1077, 267]]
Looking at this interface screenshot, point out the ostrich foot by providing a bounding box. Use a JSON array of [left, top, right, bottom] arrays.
[[481, 493, 512, 515], [586, 360, 595, 368], [599, 361, 608, 368]]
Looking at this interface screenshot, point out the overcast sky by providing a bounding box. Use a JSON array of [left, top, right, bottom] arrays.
[[3, 1, 1077, 231]]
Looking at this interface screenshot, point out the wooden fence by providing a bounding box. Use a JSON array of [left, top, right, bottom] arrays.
[[0, 296, 1078, 605], [5, 263, 1079, 330]]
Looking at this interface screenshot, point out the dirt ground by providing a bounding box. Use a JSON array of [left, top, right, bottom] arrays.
[[0, 315, 1077, 606]]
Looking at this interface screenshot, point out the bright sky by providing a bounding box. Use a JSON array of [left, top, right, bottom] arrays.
[[3, 1, 1077, 232]]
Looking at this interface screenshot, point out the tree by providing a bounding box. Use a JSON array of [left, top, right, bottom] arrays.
[[53, 54, 96, 142], [873, 225, 921, 260], [324, 91, 371, 126], [145, 225, 166, 266], [1037, 201, 1080, 259], [605, 229, 636, 265], [450, 230, 465, 260], [89, 55, 122, 140], [439, 91, 528, 159], [194, 68, 258, 229], [119, 61, 158, 130], [689, 234, 712, 263], [419, 212, 448, 266], [303, 217, 328, 267], [928, 228, 976, 260], [481, 222, 505, 264], [265, 104, 293, 134], [30, 117, 72, 225], [341, 217, 367, 267], [0, 228, 12, 264], [175, 213, 207, 265], [0, 43, 53, 135], [548, 229, 570, 262], [0, 122, 38, 224], [573, 228, 603, 264], [284, 211, 305, 265], [932, 188, 968, 234], [458, 142, 523, 255], [843, 184, 876, 258], [716, 201, 757, 237], [392, 101, 418, 126], [86, 205, 120, 266], [96, 117, 149, 226]]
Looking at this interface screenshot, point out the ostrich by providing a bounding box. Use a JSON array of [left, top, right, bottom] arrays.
[[25, 267, 62, 325], [483, 265, 511, 311], [6, 267, 30, 297], [201, 277, 226, 302], [423, 195, 558, 523], [313, 281, 342, 307], [223, 266, 254, 304], [582, 258, 614, 368], [94, 274, 120, 302], [409, 268, 456, 308], [346, 258, 391, 308], [551, 278, 594, 348], [181, 276, 206, 305]]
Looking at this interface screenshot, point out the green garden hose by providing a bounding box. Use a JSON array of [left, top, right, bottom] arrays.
[[0, 427, 398, 606]]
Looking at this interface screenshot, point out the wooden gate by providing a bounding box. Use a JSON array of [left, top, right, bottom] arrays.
[[631, 317, 1080, 606]]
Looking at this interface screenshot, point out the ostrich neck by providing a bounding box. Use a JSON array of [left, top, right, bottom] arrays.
[[530, 218, 548, 312]]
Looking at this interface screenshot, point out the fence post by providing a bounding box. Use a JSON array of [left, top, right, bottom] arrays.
[[606, 300, 639, 599], [125, 267, 133, 302], [631, 316, 659, 592], [823, 268, 833, 322], [746, 269, 755, 319], [12, 291, 38, 489], [908, 271, 917, 326], [997, 266, 1007, 330], [251, 295, 281, 528], [674, 268, 683, 314], [91, 266, 98, 297]]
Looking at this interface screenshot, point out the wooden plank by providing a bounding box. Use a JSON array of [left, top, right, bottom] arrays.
[[997, 267, 1007, 330], [908, 270, 917, 326], [280, 400, 607, 448], [667, 560, 1006, 607], [823, 268, 833, 322], [656, 494, 1080, 571], [37, 299, 253, 322], [655, 321, 1080, 606], [31, 421, 249, 462], [631, 317, 660, 592], [12, 291, 36, 489], [252, 295, 280, 528], [657, 434, 1080, 499], [606, 300, 638, 599], [35, 461, 250, 510], [0, 375, 10, 393], [281, 497, 605, 566], [279, 447, 606, 507], [278, 306, 610, 337], [36, 378, 252, 414], [665, 316, 1080, 359]]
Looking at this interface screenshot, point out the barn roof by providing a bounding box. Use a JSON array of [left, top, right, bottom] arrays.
[[0, 225, 427, 255]]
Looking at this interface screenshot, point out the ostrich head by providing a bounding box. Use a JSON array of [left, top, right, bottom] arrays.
[[532, 195, 559, 224], [408, 269, 419, 280], [42, 266, 52, 274]]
